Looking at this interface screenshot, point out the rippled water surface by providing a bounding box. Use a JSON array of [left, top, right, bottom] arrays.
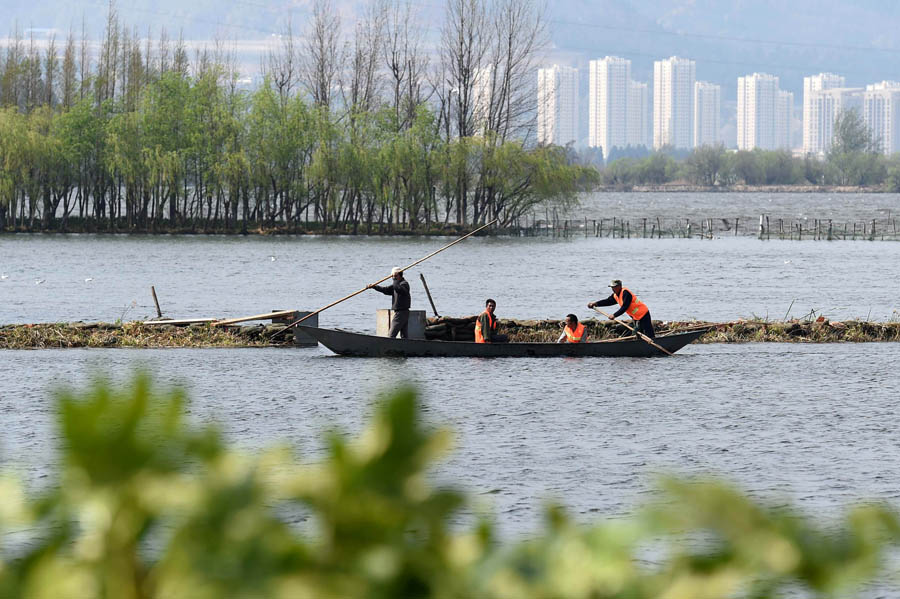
[[2, 223, 900, 543], [2, 232, 899, 325]]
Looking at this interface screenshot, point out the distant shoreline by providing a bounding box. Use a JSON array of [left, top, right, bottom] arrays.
[[594, 184, 894, 193]]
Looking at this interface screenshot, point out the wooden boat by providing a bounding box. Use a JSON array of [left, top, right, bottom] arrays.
[[299, 325, 709, 358]]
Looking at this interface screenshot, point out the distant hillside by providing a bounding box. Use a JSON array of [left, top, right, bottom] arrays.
[[6, 0, 900, 97]]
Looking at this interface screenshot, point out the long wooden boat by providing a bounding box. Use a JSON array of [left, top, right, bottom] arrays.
[[299, 326, 709, 358]]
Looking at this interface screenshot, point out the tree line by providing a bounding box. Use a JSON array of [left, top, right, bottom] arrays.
[[0, 0, 595, 234], [598, 110, 900, 190]]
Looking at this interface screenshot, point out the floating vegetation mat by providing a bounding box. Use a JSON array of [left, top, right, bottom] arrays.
[[3, 318, 900, 350], [0, 322, 293, 350]]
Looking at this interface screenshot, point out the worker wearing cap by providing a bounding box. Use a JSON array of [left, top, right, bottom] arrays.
[[368, 267, 411, 338], [588, 279, 655, 339]]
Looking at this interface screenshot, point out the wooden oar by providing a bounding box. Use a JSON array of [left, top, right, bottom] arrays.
[[592, 307, 674, 356], [267, 219, 498, 339]]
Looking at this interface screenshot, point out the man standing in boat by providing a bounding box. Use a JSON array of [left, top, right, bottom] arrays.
[[557, 314, 588, 343], [475, 299, 508, 343], [588, 279, 655, 339], [368, 267, 411, 338]]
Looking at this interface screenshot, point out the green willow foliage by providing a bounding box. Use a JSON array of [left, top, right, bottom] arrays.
[[1, 374, 898, 598], [0, 68, 593, 233]]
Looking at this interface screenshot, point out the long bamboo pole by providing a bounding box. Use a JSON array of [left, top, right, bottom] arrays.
[[268, 219, 498, 338], [592, 307, 674, 356]]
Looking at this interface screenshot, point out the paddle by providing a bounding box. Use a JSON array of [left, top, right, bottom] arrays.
[[268, 219, 499, 339], [592, 307, 675, 356]]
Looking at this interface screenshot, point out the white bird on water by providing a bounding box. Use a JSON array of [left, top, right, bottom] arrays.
[[35, 279, 45, 285], [0, 274, 8, 280], [84, 277, 93, 282], [269, 255, 277, 261]]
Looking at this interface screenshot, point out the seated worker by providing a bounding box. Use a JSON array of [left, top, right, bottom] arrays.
[[557, 313, 587, 343], [474, 298, 509, 343], [588, 279, 655, 339]]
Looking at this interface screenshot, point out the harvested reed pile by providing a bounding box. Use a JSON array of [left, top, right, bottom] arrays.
[[0, 322, 294, 349], [426, 317, 644, 343]]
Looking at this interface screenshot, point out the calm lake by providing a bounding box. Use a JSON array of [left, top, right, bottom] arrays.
[[2, 203, 900, 542]]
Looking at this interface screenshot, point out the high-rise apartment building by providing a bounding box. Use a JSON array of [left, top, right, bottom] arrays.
[[537, 65, 579, 146], [863, 81, 900, 155], [807, 87, 864, 155], [472, 65, 494, 134], [776, 90, 794, 150], [589, 56, 630, 158], [627, 80, 650, 148], [693, 81, 720, 147], [803, 73, 845, 154], [737, 73, 791, 150], [653, 56, 696, 149]]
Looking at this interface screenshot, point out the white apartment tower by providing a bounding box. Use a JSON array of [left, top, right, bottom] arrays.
[[803, 73, 845, 154], [807, 87, 864, 155], [627, 80, 650, 148], [737, 73, 791, 150], [694, 81, 720, 147], [653, 56, 696, 149], [863, 81, 900, 155], [776, 90, 794, 150], [472, 65, 494, 134], [537, 65, 579, 146], [589, 57, 630, 158]]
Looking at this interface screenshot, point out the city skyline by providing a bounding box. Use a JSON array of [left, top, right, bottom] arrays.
[[540, 56, 900, 156]]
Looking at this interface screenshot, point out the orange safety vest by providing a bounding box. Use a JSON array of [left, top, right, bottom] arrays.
[[564, 322, 586, 343], [474, 310, 497, 343], [613, 287, 649, 320]]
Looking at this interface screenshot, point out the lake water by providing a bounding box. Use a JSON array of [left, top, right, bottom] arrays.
[[2, 212, 900, 546]]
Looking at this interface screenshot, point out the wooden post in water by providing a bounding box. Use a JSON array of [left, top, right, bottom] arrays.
[[828, 219, 833, 240], [766, 215, 770, 240], [642, 218, 647, 238], [150, 286, 162, 318], [657, 217, 662, 239], [758, 215, 764, 240], [734, 217, 739, 236]]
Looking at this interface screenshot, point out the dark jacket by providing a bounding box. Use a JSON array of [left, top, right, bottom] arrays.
[[594, 290, 634, 319], [374, 279, 411, 310]]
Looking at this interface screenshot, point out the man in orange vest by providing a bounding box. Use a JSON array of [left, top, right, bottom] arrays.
[[588, 279, 655, 338], [474, 299, 508, 343], [557, 314, 587, 343]]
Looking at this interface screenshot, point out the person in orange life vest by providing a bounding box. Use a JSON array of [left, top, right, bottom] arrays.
[[557, 313, 588, 343], [475, 298, 508, 343], [587, 279, 655, 339]]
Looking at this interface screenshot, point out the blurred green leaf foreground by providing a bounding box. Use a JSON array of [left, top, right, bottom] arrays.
[[0, 374, 898, 598]]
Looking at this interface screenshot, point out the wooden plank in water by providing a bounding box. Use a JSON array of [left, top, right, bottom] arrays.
[[142, 318, 219, 326], [213, 309, 299, 327]]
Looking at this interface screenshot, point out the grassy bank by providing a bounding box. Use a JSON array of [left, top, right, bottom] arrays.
[[4, 318, 899, 349], [0, 322, 292, 349]]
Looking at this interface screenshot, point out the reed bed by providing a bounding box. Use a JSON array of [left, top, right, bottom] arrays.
[[3, 318, 900, 349], [0, 322, 291, 350]]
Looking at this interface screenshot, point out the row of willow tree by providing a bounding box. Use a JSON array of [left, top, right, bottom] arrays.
[[0, 0, 596, 233]]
